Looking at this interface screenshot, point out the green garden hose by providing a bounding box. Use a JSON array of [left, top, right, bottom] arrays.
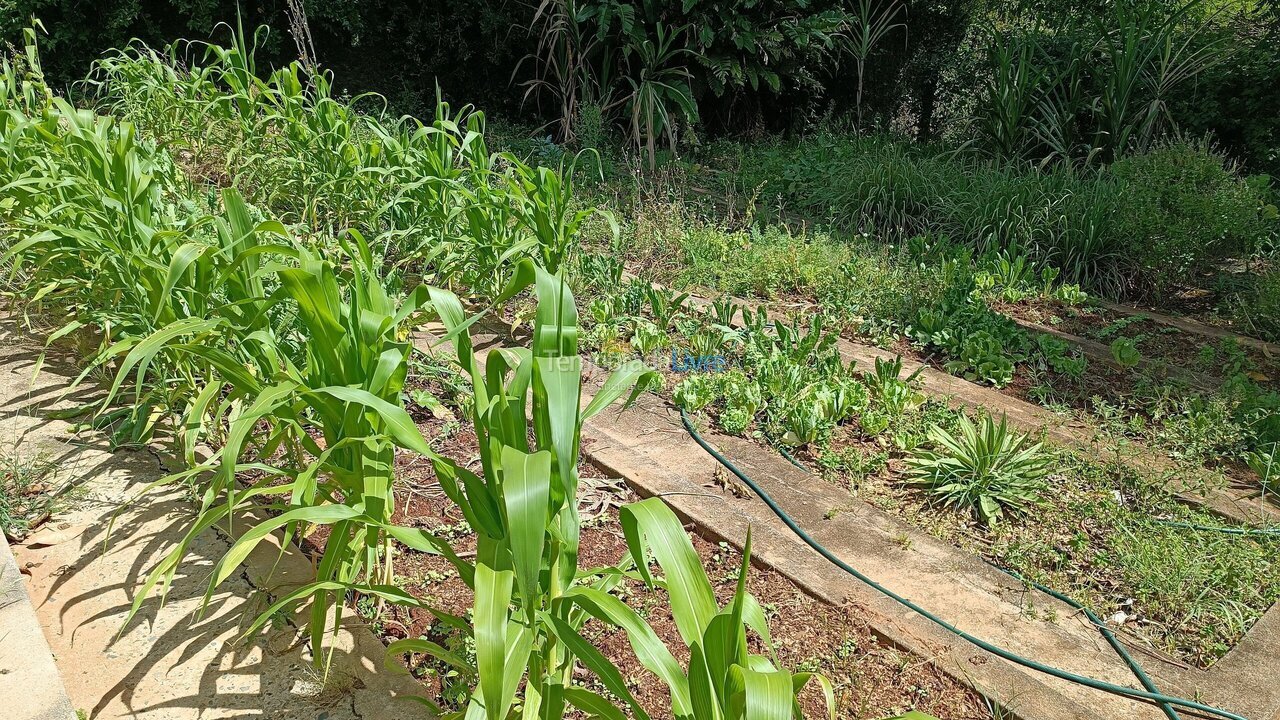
[[770, 434, 1177, 717], [1154, 519, 1280, 538], [679, 408, 1249, 720], [978, 559, 1179, 720]]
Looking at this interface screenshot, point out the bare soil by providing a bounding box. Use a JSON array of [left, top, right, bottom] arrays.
[[998, 298, 1279, 388]]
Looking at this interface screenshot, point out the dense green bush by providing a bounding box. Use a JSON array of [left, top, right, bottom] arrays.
[[1159, 8, 1280, 177], [1110, 140, 1270, 293], [701, 134, 1273, 297]]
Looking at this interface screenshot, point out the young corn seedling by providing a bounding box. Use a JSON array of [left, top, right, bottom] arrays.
[[403, 262, 657, 718], [395, 263, 834, 719]]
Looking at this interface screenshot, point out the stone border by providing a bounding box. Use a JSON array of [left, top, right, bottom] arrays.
[[0, 534, 78, 720]]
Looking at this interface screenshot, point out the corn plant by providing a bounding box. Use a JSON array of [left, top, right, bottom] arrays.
[[400, 262, 657, 717], [0, 88, 242, 446], [588, 498, 836, 719], [505, 150, 615, 274], [388, 266, 834, 719], [107, 239, 469, 672]]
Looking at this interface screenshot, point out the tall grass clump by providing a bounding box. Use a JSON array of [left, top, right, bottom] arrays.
[[87, 24, 612, 296], [709, 133, 1273, 298]]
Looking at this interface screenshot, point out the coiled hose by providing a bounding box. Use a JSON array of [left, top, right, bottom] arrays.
[[680, 408, 1249, 720]]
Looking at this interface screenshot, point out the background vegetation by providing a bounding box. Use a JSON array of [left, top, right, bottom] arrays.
[[4, 0, 1276, 173]]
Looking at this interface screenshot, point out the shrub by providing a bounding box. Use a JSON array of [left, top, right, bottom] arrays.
[[906, 414, 1051, 525], [1232, 269, 1280, 342], [700, 133, 1277, 298], [1109, 140, 1270, 293]]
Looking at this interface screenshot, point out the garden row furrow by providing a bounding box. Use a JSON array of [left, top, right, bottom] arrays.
[[1003, 315, 1217, 393], [1095, 299, 1280, 357]]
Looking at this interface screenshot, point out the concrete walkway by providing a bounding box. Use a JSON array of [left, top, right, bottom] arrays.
[[0, 322, 425, 720]]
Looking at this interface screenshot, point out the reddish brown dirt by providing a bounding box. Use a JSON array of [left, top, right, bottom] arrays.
[[998, 299, 1279, 388], [336, 414, 988, 720]]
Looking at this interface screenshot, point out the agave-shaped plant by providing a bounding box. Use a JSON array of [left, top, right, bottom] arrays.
[[906, 414, 1050, 525]]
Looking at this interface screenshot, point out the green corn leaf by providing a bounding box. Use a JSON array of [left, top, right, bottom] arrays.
[[792, 672, 837, 720], [311, 385, 435, 455], [534, 355, 581, 499], [688, 643, 722, 720], [211, 504, 364, 588], [473, 564, 516, 720], [433, 457, 505, 540], [220, 381, 297, 492], [726, 666, 793, 720], [544, 614, 649, 720], [382, 523, 476, 586], [100, 316, 223, 409], [562, 687, 628, 720], [620, 498, 718, 647], [237, 580, 417, 642], [580, 362, 659, 422], [385, 637, 473, 674], [561, 586, 691, 716], [500, 445, 551, 611], [154, 241, 210, 322]]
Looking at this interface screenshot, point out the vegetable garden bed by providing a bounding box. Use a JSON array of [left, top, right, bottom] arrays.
[[338, 410, 988, 720], [566, 274, 1280, 667], [3, 19, 1279, 720]]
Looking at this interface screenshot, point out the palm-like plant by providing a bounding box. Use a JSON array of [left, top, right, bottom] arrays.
[[842, 0, 906, 130], [625, 23, 697, 172], [1092, 0, 1227, 159], [906, 414, 1050, 525]]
